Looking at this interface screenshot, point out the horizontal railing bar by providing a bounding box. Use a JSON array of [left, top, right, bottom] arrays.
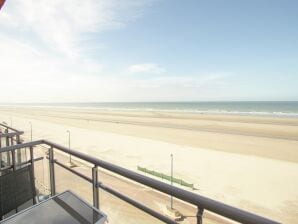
[[0, 132, 24, 138], [0, 140, 280, 224], [0, 165, 11, 171], [0, 140, 43, 152], [99, 183, 178, 224], [0, 123, 23, 133], [55, 159, 177, 224], [0, 157, 44, 171], [55, 160, 92, 183], [22, 156, 44, 165]]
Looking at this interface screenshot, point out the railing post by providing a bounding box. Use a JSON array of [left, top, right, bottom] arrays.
[[16, 134, 22, 165], [11, 149, 18, 213], [16, 134, 20, 144], [0, 138, 2, 170], [49, 147, 56, 196], [11, 149, 16, 171], [5, 129, 11, 165], [5, 129, 9, 146], [196, 207, 204, 224], [0, 153, 1, 172], [30, 146, 37, 204], [92, 165, 99, 209]]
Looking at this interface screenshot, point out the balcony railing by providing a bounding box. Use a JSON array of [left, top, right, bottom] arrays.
[[0, 123, 24, 146], [0, 131, 281, 224], [0, 123, 24, 170]]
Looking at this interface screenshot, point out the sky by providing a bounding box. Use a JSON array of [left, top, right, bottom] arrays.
[[0, 0, 297, 103]]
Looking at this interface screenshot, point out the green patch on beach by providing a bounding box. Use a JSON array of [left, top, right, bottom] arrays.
[[137, 166, 197, 190]]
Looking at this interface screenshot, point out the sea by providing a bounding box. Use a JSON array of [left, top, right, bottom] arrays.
[[4, 101, 298, 117]]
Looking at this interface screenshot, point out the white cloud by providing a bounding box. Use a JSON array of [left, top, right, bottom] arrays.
[[0, 1, 233, 102], [129, 63, 166, 74], [0, 0, 161, 102], [0, 0, 154, 58]]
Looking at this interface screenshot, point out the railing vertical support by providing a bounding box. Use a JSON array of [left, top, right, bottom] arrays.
[[30, 146, 37, 204], [5, 129, 11, 165], [16, 134, 21, 144], [5, 129, 9, 146], [0, 129, 1, 171], [92, 165, 99, 209], [16, 134, 22, 165], [49, 147, 56, 196], [0, 138, 2, 169], [11, 149, 16, 171], [11, 149, 18, 213], [196, 207, 204, 224]]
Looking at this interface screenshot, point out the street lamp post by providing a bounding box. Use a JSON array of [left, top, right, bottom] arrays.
[[170, 153, 173, 209]]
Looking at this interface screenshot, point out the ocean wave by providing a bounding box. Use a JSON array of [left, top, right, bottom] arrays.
[[1, 103, 298, 117]]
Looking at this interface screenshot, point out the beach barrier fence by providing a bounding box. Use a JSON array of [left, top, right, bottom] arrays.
[[137, 166, 197, 190]]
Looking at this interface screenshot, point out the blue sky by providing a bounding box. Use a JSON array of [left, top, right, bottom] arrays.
[[0, 0, 297, 102]]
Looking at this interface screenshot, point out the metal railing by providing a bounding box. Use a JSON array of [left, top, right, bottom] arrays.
[[0, 123, 24, 168], [0, 123, 24, 134], [0, 123, 24, 145], [0, 139, 280, 224]]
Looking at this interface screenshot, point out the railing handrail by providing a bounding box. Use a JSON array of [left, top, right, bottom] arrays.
[[0, 140, 280, 224], [0, 132, 24, 138], [0, 123, 23, 134]]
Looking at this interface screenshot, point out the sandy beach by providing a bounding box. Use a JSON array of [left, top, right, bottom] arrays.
[[0, 106, 297, 223]]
